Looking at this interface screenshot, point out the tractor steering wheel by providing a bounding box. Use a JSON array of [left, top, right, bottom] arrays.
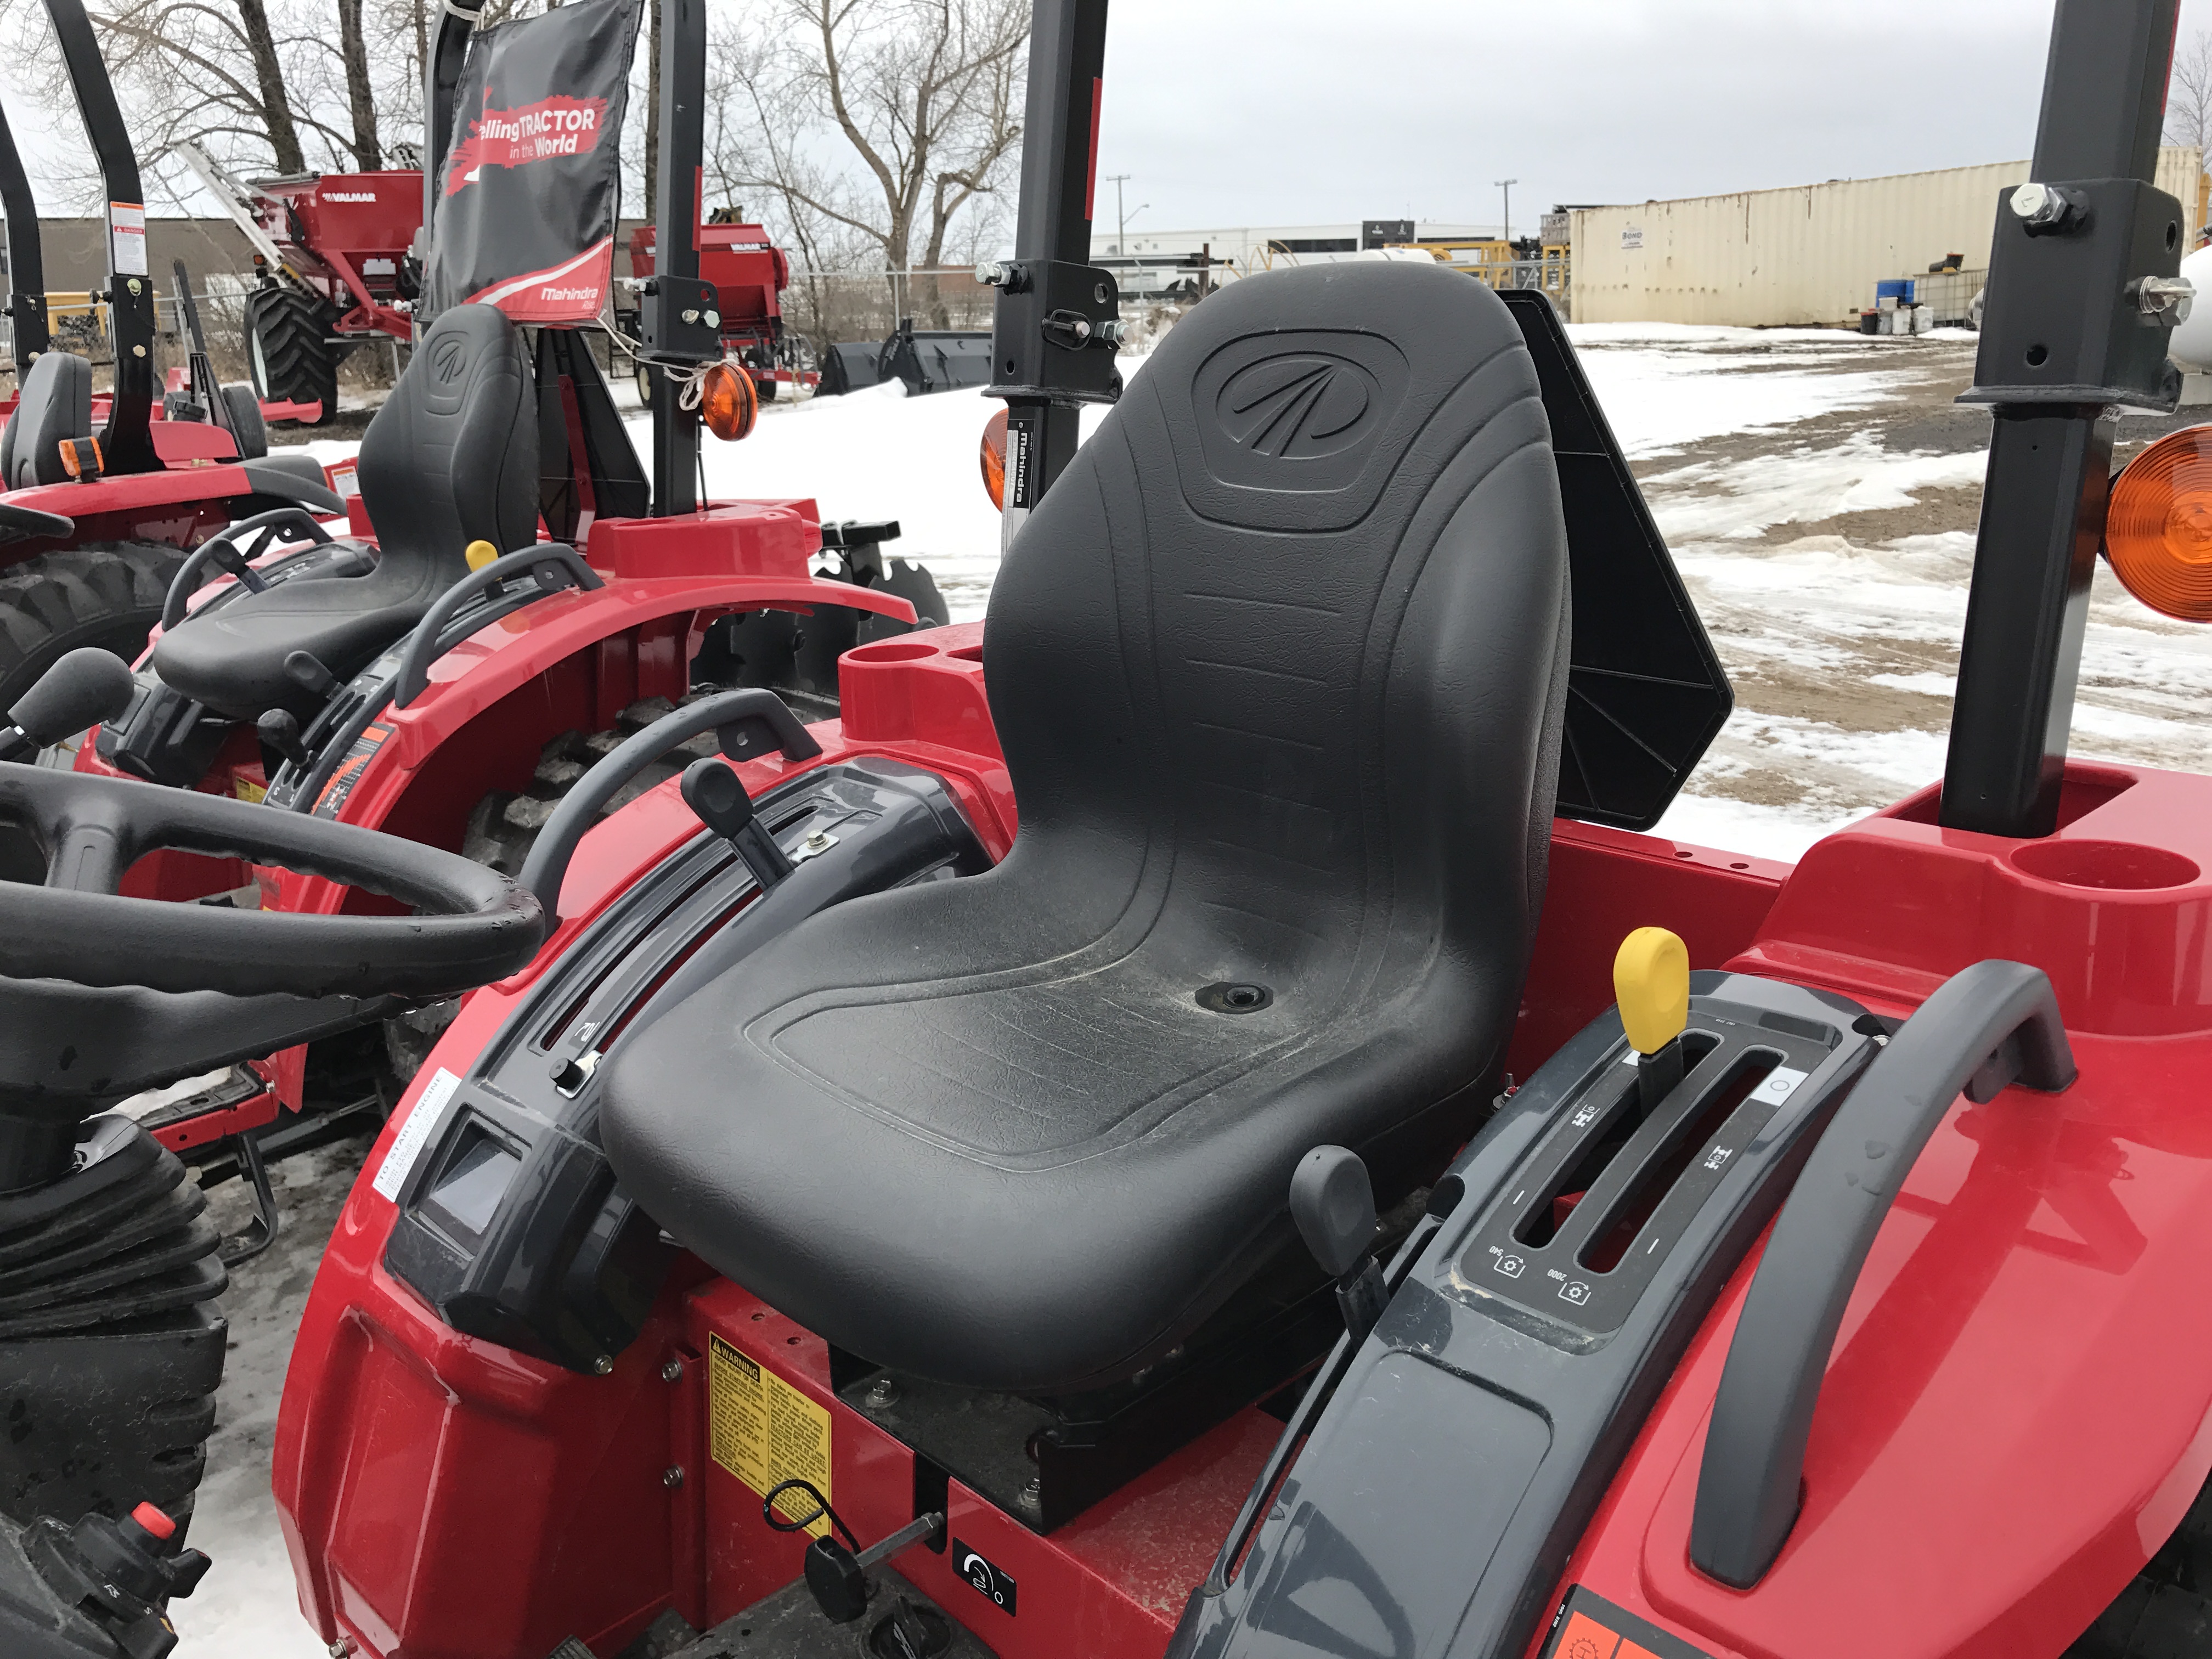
[[0, 763, 544, 1000]]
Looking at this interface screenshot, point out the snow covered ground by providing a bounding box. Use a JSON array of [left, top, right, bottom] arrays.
[[179, 319, 2211, 1654]]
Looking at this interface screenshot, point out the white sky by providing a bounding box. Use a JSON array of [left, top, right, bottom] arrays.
[[1090, 0, 2212, 236], [8, 0, 2212, 226]]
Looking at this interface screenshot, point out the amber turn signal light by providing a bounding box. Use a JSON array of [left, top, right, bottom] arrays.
[[981, 408, 1008, 510], [701, 362, 758, 443], [2106, 425, 2212, 622]]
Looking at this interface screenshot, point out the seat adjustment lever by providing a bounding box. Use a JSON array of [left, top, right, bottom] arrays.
[[1291, 1145, 1388, 1344], [681, 757, 795, 891]]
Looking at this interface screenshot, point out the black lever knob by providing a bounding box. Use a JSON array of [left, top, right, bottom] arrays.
[[1290, 1145, 1389, 1344], [2, 647, 136, 757], [681, 757, 795, 891], [283, 650, 338, 697], [257, 709, 311, 769]]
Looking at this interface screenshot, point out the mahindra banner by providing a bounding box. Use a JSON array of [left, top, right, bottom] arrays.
[[425, 0, 641, 325]]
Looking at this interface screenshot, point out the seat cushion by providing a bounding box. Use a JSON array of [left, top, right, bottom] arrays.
[[149, 550, 444, 719], [601, 261, 1571, 1393]]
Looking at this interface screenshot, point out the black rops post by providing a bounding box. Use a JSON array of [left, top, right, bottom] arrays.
[[44, 0, 161, 475], [0, 103, 49, 374], [642, 0, 720, 516], [1942, 0, 2188, 838], [419, 0, 486, 318], [984, 0, 1121, 541]]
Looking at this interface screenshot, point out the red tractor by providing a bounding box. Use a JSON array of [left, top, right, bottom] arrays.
[[623, 213, 814, 402], [10, 5, 2212, 1659], [0, 11, 340, 714], [177, 141, 424, 427]]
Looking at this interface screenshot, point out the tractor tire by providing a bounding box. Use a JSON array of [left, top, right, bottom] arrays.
[[0, 541, 186, 714], [245, 286, 340, 427], [220, 382, 268, 458], [380, 697, 726, 1087]]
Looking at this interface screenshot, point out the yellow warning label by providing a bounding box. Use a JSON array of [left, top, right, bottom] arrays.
[[708, 1332, 832, 1538], [232, 776, 267, 804]]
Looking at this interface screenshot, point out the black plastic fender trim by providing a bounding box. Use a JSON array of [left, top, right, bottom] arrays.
[[1688, 958, 2076, 1588]]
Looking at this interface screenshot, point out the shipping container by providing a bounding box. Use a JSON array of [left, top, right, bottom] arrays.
[[1570, 147, 2203, 326]]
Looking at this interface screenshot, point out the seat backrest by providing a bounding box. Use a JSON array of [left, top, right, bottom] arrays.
[[984, 261, 1570, 1021], [356, 304, 537, 574], [2, 352, 92, 490]]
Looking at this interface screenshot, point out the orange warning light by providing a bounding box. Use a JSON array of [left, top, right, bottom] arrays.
[[980, 407, 1008, 510], [2107, 424, 2212, 622], [700, 362, 758, 443]]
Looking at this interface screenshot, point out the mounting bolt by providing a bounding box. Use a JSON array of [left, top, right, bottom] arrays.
[[2134, 274, 2196, 325], [1018, 1476, 1041, 1509], [328, 1641, 356, 1658], [663, 1465, 685, 1488], [802, 831, 833, 856], [131, 345, 146, 358], [681, 307, 700, 324], [704, 309, 720, 328], [592, 1354, 614, 1375], [661, 1359, 685, 1384], [865, 1375, 900, 1409], [2009, 180, 2081, 232], [976, 260, 1012, 286]]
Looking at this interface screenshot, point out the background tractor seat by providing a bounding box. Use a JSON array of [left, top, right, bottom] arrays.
[[150, 303, 538, 720], [602, 261, 1573, 1395], [0, 351, 93, 489]]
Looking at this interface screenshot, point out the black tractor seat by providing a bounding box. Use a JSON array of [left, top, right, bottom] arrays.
[[601, 261, 1573, 1395], [151, 304, 538, 719], [1, 350, 93, 488]]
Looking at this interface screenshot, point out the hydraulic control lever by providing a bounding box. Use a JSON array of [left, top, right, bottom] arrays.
[[0, 647, 135, 762], [761, 1479, 945, 1625], [681, 757, 795, 891], [1616, 926, 1691, 1111], [1290, 1145, 1389, 1344]]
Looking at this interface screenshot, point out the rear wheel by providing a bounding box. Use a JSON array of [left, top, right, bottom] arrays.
[[245, 286, 339, 427]]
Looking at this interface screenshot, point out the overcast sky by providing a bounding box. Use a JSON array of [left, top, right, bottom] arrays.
[[11, 0, 2212, 227], [1091, 0, 2212, 237]]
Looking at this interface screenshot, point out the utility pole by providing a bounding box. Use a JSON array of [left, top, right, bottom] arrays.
[[1496, 177, 1517, 243], [1104, 172, 1141, 253]]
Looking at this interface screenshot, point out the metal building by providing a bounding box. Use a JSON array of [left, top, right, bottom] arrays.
[[1570, 147, 2205, 326]]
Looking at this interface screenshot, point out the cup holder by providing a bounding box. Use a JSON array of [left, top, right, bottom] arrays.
[[844, 640, 939, 664], [2007, 839, 2201, 891]]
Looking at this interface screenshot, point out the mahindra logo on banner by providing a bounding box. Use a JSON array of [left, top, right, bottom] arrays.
[[446, 95, 612, 195]]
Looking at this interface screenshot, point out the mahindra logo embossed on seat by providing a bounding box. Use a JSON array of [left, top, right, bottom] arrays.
[[1220, 353, 1378, 460], [431, 337, 469, 383]]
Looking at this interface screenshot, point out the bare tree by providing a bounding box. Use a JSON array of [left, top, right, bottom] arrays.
[[709, 0, 1027, 333], [2166, 27, 2212, 215]]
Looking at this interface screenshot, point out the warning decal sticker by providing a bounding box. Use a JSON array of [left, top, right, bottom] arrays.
[[108, 201, 147, 276], [708, 1333, 832, 1539], [1541, 1588, 1714, 1659], [313, 721, 392, 819]]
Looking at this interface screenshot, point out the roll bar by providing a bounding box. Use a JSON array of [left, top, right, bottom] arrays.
[[0, 102, 49, 369], [44, 0, 161, 475]]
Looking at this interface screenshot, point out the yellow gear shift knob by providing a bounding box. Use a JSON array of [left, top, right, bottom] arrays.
[[464, 539, 499, 572], [1615, 926, 1690, 1055]]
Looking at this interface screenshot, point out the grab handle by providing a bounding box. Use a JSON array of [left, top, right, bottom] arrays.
[[161, 506, 333, 628], [1689, 958, 2075, 1588], [391, 543, 603, 708], [516, 688, 821, 921]]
